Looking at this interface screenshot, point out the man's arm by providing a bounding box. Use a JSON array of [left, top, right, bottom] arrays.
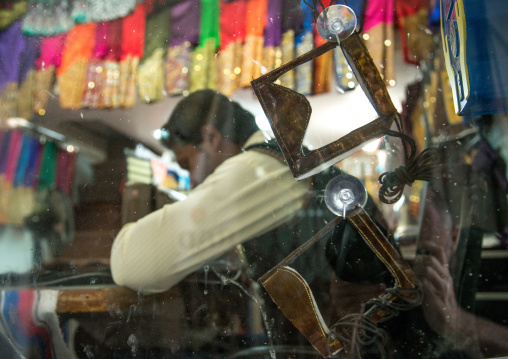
[[110, 152, 310, 293]]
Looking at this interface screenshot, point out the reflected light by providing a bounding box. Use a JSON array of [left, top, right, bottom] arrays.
[[393, 194, 405, 212], [362, 138, 382, 152], [255, 115, 272, 132]]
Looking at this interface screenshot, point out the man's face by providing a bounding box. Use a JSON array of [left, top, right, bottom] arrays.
[[170, 141, 215, 188]]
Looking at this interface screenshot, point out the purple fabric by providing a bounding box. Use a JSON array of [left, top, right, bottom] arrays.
[[170, 0, 200, 47], [0, 21, 25, 92], [263, 0, 282, 47], [18, 35, 40, 83]]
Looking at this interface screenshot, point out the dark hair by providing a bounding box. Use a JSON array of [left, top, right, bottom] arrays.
[[160, 90, 259, 148]]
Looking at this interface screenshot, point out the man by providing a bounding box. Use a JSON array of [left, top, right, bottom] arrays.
[[110, 89, 334, 293], [110, 90, 349, 353]]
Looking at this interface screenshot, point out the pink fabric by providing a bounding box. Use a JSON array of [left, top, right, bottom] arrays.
[[363, 0, 394, 32], [5, 130, 23, 184], [34, 34, 66, 70], [92, 22, 109, 59]]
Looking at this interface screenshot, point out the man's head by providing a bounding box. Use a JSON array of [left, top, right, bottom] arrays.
[[160, 90, 258, 187]]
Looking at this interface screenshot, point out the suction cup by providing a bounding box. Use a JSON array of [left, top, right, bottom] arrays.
[[316, 4, 357, 42], [324, 174, 367, 217]]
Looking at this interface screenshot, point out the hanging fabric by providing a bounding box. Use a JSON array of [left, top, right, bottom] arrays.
[[279, 0, 303, 90], [22, 0, 74, 36], [239, 0, 268, 87], [80, 0, 138, 23], [0, 21, 25, 122], [0, 131, 23, 224], [119, 3, 146, 107], [262, 0, 283, 74], [33, 34, 66, 114], [312, 11, 333, 95], [82, 21, 109, 108], [294, 0, 313, 95], [137, 5, 171, 103], [16, 35, 40, 120], [82, 19, 123, 109], [395, 0, 434, 65], [0, 1, 27, 30], [8, 133, 40, 225], [362, 0, 396, 86], [57, 23, 96, 109], [189, 0, 220, 92], [166, 0, 200, 96], [216, 0, 247, 97]]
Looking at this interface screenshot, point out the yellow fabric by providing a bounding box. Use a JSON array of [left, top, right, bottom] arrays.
[[0, 82, 18, 122], [137, 48, 165, 103], [216, 40, 242, 97], [57, 58, 88, 109], [362, 23, 395, 85], [110, 131, 310, 293], [165, 42, 192, 96], [280, 30, 295, 90], [8, 186, 35, 226], [17, 69, 35, 120], [240, 34, 264, 87], [189, 38, 217, 93], [33, 66, 55, 114], [119, 55, 139, 107]]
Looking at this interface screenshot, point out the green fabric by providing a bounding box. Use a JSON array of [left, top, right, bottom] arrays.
[[199, 0, 219, 49], [142, 6, 171, 60], [37, 141, 57, 191]]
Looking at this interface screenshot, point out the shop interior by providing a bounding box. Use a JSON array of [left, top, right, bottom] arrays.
[[0, 0, 508, 358]]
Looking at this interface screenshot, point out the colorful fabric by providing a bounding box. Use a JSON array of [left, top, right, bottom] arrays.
[[0, 1, 27, 30], [240, 0, 268, 86], [165, 42, 191, 96], [294, 0, 313, 95], [0, 290, 74, 359], [82, 0, 137, 23], [362, 0, 395, 85], [143, 6, 171, 60], [137, 48, 165, 102], [22, 0, 74, 36], [57, 23, 96, 108], [262, 0, 282, 73], [189, 38, 217, 92], [0, 21, 25, 92], [169, 0, 200, 47], [395, 0, 434, 64], [34, 34, 66, 70]]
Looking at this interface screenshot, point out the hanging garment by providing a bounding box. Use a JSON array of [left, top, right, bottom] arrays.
[[279, 0, 303, 90], [294, 0, 313, 95], [57, 23, 96, 109], [79, 0, 137, 23], [32, 34, 66, 114], [136, 6, 171, 102], [22, 0, 74, 36], [239, 0, 268, 87], [312, 19, 333, 95], [0, 21, 25, 121], [82, 19, 122, 108], [166, 0, 200, 95], [395, 0, 434, 65], [0, 1, 26, 30], [261, 0, 282, 75], [189, 0, 220, 92], [362, 0, 396, 86], [216, 0, 247, 97], [119, 3, 145, 107]]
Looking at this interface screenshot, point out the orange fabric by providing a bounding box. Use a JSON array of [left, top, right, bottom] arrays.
[[56, 23, 97, 76], [245, 0, 268, 37]]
